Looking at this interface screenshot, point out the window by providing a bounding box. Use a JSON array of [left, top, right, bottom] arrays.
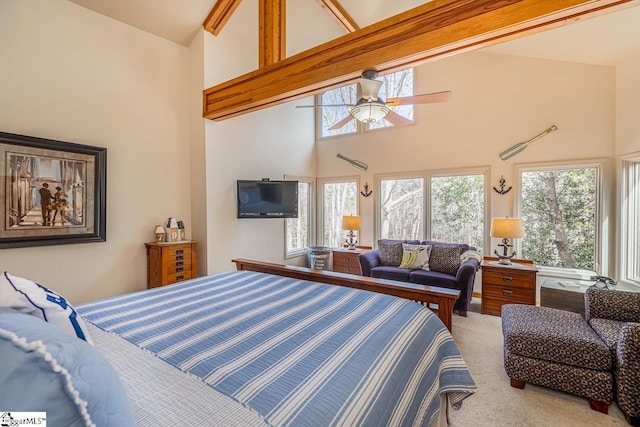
[[517, 162, 603, 271], [285, 177, 314, 258], [367, 69, 414, 131], [317, 84, 357, 139], [379, 176, 424, 240], [316, 69, 414, 139], [620, 155, 640, 285], [376, 169, 487, 250], [430, 174, 485, 254], [318, 178, 358, 247]]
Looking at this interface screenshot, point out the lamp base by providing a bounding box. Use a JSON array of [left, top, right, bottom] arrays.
[[345, 231, 358, 250]]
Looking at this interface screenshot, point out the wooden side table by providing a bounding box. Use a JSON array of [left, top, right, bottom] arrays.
[[481, 257, 537, 316], [332, 247, 368, 275], [540, 280, 591, 317], [145, 241, 198, 288]]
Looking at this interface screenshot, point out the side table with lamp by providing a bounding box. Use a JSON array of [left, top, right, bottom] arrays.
[[481, 217, 537, 316]]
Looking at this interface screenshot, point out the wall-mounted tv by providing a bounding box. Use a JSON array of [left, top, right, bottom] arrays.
[[237, 179, 298, 218]]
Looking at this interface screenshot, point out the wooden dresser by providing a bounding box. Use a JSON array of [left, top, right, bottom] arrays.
[[332, 248, 368, 275], [481, 257, 537, 316], [145, 241, 198, 288]]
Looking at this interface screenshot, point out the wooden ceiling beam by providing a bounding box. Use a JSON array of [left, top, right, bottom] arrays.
[[259, 0, 286, 68], [203, 0, 243, 36], [315, 0, 360, 33], [203, 0, 634, 121]]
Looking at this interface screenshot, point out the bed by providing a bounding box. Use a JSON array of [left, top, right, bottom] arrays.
[[0, 264, 475, 426]]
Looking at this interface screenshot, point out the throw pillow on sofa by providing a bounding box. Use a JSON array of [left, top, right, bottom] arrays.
[[378, 240, 405, 266], [399, 243, 433, 270], [429, 244, 465, 275]]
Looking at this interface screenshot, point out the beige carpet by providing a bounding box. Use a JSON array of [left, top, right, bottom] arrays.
[[447, 300, 628, 426]]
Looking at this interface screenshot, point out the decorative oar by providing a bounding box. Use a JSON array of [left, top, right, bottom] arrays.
[[499, 125, 558, 160]]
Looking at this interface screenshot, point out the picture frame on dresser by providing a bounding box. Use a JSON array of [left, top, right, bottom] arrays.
[[0, 131, 107, 249]]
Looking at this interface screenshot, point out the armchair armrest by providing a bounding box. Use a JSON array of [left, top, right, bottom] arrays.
[[456, 258, 479, 288], [358, 250, 380, 277], [585, 287, 640, 323], [616, 322, 640, 417]]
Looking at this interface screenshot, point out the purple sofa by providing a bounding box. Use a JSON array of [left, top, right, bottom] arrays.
[[358, 239, 480, 316]]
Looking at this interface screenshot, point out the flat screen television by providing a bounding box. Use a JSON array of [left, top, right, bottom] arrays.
[[237, 179, 298, 218]]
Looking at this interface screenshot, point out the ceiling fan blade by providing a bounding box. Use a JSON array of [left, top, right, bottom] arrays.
[[359, 78, 383, 100], [295, 104, 353, 108], [328, 115, 354, 130], [386, 91, 452, 107], [384, 110, 413, 127]]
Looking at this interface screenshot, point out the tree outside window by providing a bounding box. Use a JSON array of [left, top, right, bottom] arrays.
[[520, 166, 598, 270], [430, 174, 485, 253], [285, 180, 312, 257], [322, 181, 357, 247], [379, 177, 424, 240]]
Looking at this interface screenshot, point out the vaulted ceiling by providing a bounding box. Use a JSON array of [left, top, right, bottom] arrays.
[[68, 0, 640, 121]]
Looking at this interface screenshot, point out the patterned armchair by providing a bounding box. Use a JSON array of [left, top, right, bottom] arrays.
[[585, 287, 640, 426]]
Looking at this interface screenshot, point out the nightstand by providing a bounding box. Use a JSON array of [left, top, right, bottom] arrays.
[[481, 257, 537, 316], [145, 241, 198, 288], [332, 248, 368, 275]]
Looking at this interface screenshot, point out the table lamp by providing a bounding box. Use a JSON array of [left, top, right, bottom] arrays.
[[342, 215, 361, 250], [490, 217, 524, 264]]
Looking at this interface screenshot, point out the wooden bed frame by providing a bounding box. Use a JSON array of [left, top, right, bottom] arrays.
[[232, 258, 460, 331]]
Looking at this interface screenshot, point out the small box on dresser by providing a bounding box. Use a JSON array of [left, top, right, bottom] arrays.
[[481, 256, 537, 316], [145, 241, 198, 288]]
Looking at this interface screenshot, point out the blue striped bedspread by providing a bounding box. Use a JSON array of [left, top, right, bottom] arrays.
[[78, 270, 475, 426]]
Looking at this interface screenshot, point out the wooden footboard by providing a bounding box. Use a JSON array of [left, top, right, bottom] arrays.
[[232, 258, 460, 332]]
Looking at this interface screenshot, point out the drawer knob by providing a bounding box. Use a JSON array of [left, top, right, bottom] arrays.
[[176, 249, 184, 255], [176, 255, 184, 261], [176, 267, 184, 272], [502, 277, 513, 282], [176, 275, 184, 281], [503, 290, 513, 297]]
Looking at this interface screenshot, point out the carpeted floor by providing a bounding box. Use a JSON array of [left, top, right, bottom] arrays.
[[447, 300, 628, 426]]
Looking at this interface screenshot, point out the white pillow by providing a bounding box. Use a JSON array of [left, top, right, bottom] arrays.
[[0, 272, 93, 344], [398, 244, 433, 270]]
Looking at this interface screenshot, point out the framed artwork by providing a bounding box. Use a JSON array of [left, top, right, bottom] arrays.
[[0, 131, 106, 249]]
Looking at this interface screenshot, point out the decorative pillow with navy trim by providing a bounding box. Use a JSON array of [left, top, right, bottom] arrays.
[[0, 272, 93, 344], [0, 307, 135, 427]]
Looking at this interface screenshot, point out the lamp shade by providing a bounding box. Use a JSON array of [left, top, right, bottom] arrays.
[[490, 217, 524, 238], [342, 215, 361, 231]]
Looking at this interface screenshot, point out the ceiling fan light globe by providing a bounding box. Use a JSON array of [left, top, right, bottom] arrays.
[[350, 101, 389, 123]]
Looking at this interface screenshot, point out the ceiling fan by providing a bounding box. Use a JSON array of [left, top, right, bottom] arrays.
[[297, 70, 452, 130]]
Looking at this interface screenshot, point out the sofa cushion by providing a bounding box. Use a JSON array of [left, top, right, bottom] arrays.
[[408, 270, 458, 288], [428, 244, 466, 275], [370, 266, 412, 282], [399, 243, 432, 270], [377, 240, 405, 266]]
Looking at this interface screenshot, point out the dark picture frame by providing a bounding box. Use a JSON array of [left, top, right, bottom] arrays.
[[0, 131, 106, 249]]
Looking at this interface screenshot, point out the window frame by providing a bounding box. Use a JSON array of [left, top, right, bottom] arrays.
[[514, 158, 610, 278], [317, 176, 360, 248], [619, 153, 640, 286], [284, 175, 316, 259], [374, 167, 490, 251]]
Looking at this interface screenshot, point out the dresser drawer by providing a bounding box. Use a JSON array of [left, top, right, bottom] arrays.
[[166, 259, 193, 274], [333, 253, 359, 267], [483, 270, 533, 289], [333, 264, 361, 275], [483, 284, 534, 303], [167, 271, 193, 283]]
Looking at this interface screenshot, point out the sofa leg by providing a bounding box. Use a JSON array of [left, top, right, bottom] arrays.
[[588, 399, 609, 414], [457, 310, 467, 317], [625, 414, 640, 426], [510, 378, 525, 389]]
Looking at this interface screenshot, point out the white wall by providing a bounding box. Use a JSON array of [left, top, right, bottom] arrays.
[[0, 0, 191, 303], [200, 0, 328, 273], [316, 52, 616, 250], [616, 51, 640, 156]]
